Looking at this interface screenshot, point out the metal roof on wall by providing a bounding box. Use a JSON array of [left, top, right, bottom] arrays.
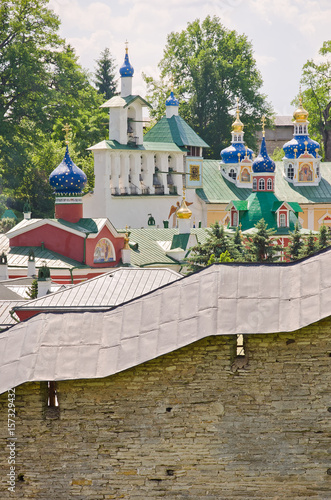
[[1, 248, 331, 395]]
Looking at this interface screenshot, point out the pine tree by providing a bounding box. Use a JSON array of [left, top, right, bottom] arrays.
[[318, 224, 330, 250], [233, 225, 245, 259], [299, 231, 317, 258], [94, 48, 118, 100], [246, 218, 280, 262], [26, 279, 38, 299], [289, 222, 303, 260], [186, 221, 238, 273]]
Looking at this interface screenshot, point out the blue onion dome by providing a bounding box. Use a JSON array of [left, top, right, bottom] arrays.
[[49, 145, 87, 195], [252, 136, 275, 173], [221, 143, 253, 164], [283, 135, 320, 159], [119, 49, 134, 77], [166, 91, 179, 107]]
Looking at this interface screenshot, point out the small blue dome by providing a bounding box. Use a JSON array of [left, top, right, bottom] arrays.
[[49, 146, 87, 195], [252, 136, 275, 173], [220, 142, 253, 164], [166, 91, 179, 107], [119, 52, 134, 77], [283, 135, 320, 159]]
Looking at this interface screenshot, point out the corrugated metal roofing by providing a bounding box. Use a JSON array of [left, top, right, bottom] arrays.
[[198, 161, 331, 204], [0, 300, 24, 327], [0, 234, 86, 270], [15, 268, 182, 311], [1, 248, 331, 395], [123, 228, 210, 267]]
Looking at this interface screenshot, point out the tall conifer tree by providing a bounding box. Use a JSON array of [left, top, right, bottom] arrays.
[[94, 48, 118, 100]]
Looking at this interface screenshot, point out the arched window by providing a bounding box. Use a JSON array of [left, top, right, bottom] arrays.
[[316, 165, 320, 177], [253, 178, 257, 190], [258, 178, 265, 191], [299, 125, 302, 134], [279, 213, 286, 227], [287, 164, 294, 180], [229, 168, 236, 180], [232, 211, 238, 227], [267, 178, 272, 190]]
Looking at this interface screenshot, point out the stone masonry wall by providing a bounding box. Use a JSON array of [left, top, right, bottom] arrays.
[[0, 319, 331, 499]]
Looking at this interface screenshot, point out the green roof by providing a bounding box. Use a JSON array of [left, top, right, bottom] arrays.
[[271, 201, 303, 213], [123, 95, 152, 109], [170, 233, 190, 250], [119, 228, 210, 267], [58, 218, 99, 234], [231, 200, 248, 211], [238, 192, 299, 234], [1, 209, 17, 220], [144, 115, 209, 148], [198, 161, 331, 204], [89, 139, 184, 153]]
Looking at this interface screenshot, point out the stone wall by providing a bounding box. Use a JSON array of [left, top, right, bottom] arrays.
[[0, 320, 331, 499]]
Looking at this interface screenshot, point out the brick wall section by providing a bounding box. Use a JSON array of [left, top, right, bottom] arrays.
[[0, 320, 331, 499]]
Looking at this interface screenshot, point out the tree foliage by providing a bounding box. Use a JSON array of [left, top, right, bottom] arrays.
[[245, 219, 280, 262], [299, 40, 331, 160], [94, 48, 118, 100], [186, 221, 239, 273], [144, 16, 273, 158], [0, 0, 108, 217], [298, 231, 317, 258], [288, 222, 303, 261]]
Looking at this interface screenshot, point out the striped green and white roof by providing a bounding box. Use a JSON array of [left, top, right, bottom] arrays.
[[198, 161, 331, 204]]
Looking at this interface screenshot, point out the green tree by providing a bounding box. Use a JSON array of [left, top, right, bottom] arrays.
[[144, 16, 272, 157], [187, 221, 238, 272], [299, 40, 331, 160], [0, 1, 107, 214], [288, 222, 303, 261], [245, 219, 280, 262], [299, 231, 317, 258], [318, 224, 330, 250], [26, 279, 38, 299], [94, 48, 118, 100]]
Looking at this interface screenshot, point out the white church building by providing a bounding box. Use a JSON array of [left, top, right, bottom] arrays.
[[83, 47, 209, 229]]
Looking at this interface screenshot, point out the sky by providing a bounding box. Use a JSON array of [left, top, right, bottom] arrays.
[[48, 0, 331, 116]]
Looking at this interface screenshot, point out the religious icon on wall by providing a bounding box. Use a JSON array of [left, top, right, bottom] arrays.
[[189, 164, 200, 181], [298, 163, 313, 182], [240, 168, 251, 183], [94, 238, 114, 263]]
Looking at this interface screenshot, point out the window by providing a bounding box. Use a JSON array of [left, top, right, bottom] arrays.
[[258, 178, 265, 190], [229, 168, 236, 180], [267, 178, 272, 190], [232, 211, 238, 227], [279, 213, 286, 227], [253, 178, 257, 190], [299, 125, 302, 134], [287, 164, 294, 180], [48, 382, 59, 407], [316, 165, 320, 177]]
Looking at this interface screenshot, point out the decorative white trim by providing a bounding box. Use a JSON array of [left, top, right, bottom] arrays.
[[55, 197, 82, 204]]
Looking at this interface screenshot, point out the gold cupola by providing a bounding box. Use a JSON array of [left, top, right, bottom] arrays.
[[177, 190, 192, 219], [293, 94, 309, 123], [232, 98, 244, 132]]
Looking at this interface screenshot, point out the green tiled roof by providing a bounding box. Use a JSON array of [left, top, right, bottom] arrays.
[[58, 218, 99, 234], [170, 233, 190, 250], [123, 95, 151, 108], [239, 192, 298, 234], [119, 228, 210, 267], [198, 161, 331, 204], [1, 209, 17, 220], [271, 201, 303, 213], [144, 115, 209, 148], [89, 139, 184, 153], [232, 200, 248, 211]]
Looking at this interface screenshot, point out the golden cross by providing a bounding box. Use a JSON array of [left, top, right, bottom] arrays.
[[182, 187, 186, 200], [170, 75, 174, 92], [245, 145, 248, 158], [315, 147, 319, 158], [239, 222, 242, 230], [294, 147, 298, 158], [62, 123, 72, 145], [304, 140, 308, 151], [125, 40, 129, 54], [261, 115, 266, 137]]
